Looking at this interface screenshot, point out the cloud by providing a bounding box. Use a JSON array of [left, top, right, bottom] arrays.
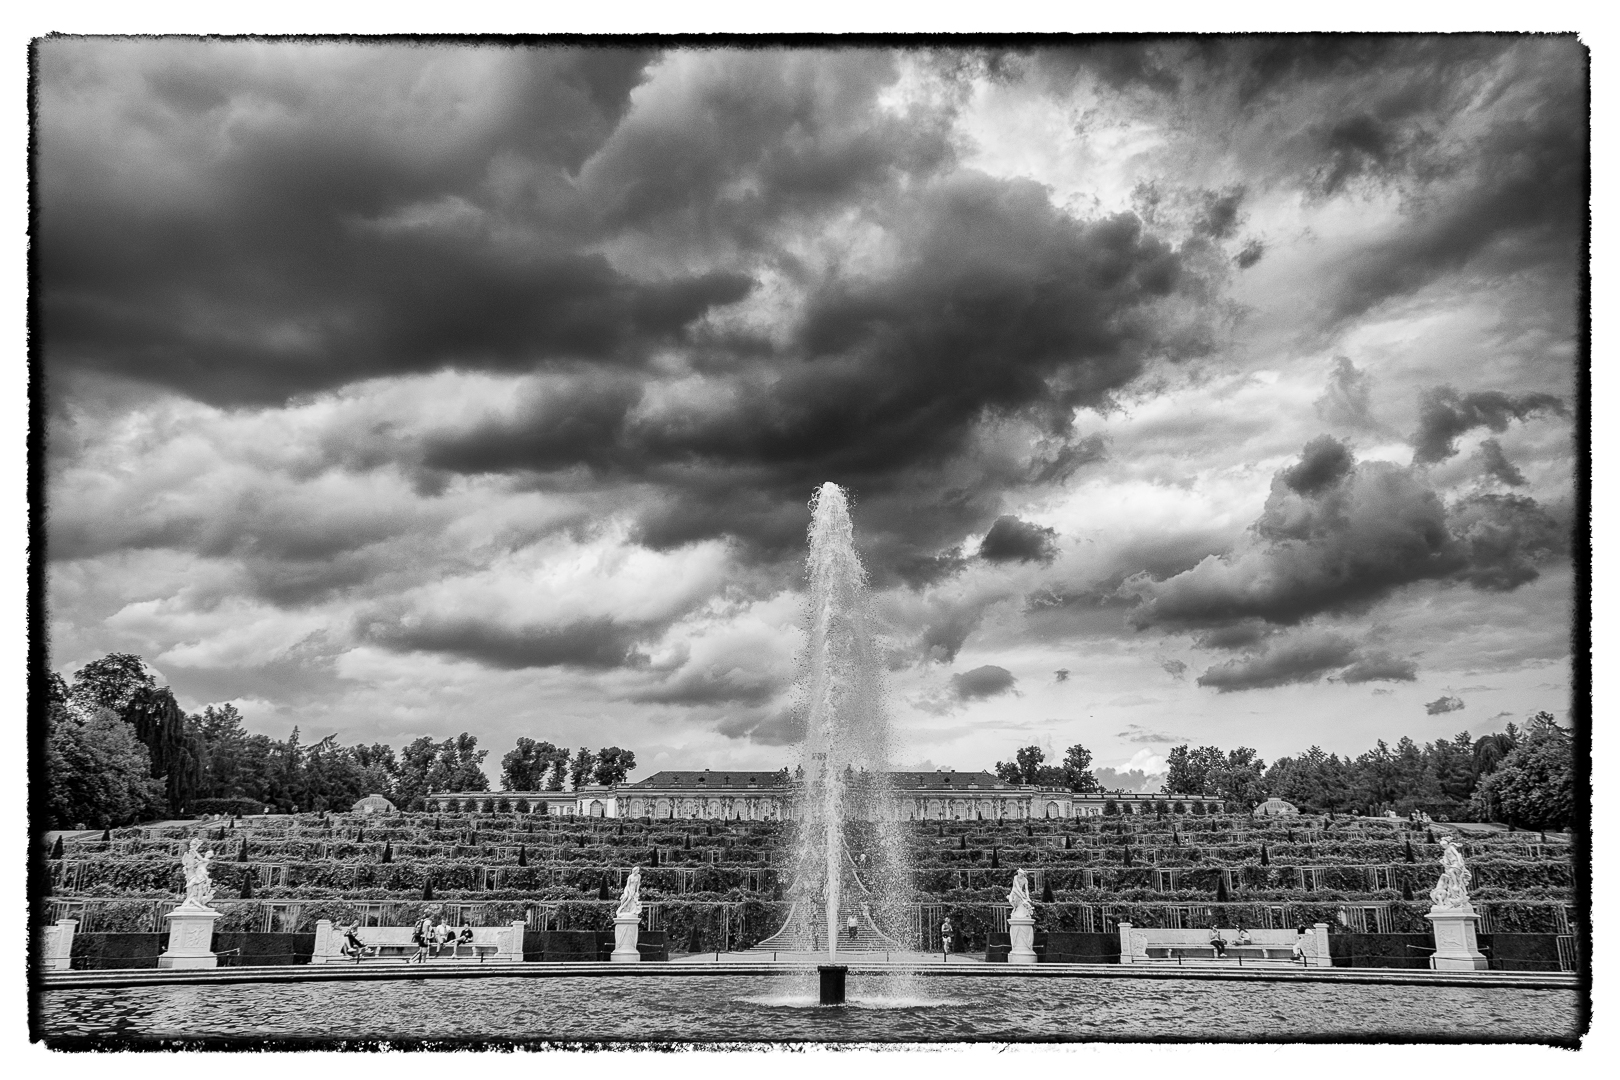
[[1094, 767, 1159, 794], [1123, 438, 1566, 631], [1313, 357, 1378, 429], [1411, 386, 1566, 464], [949, 664, 1018, 701], [977, 516, 1059, 564], [1159, 658, 1188, 679], [1477, 438, 1528, 486], [1339, 651, 1419, 684], [1425, 695, 1466, 715], [1053, 668, 1070, 682], [1195, 632, 1361, 692], [1116, 724, 1187, 744]]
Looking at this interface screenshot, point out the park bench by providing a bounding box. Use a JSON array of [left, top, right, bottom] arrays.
[[1119, 923, 1332, 967], [312, 919, 525, 964]]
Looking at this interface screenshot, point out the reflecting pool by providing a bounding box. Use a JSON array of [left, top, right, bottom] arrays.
[[39, 974, 1581, 1044]]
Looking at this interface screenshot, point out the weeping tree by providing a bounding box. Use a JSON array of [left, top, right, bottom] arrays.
[[121, 685, 204, 816]]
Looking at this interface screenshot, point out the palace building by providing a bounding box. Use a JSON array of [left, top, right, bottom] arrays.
[[423, 769, 1222, 820]]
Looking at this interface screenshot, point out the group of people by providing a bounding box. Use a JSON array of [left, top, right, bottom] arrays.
[[1206, 925, 1314, 964], [334, 913, 478, 963], [409, 913, 476, 962]]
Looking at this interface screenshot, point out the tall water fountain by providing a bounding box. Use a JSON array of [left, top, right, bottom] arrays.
[[757, 484, 913, 1000]]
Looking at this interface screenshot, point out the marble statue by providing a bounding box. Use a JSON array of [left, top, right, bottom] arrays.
[[179, 837, 217, 911], [1428, 836, 1474, 913], [617, 865, 643, 918], [1007, 868, 1034, 920]]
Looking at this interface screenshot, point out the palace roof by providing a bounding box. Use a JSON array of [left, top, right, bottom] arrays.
[[623, 769, 1017, 791]]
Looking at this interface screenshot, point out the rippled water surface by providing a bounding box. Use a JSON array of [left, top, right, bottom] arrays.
[[40, 974, 1580, 1044]]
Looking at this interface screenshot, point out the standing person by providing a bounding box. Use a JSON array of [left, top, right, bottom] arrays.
[[940, 917, 954, 959], [846, 912, 858, 943], [409, 912, 432, 964]]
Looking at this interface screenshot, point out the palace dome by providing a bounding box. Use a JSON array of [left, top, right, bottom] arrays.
[[352, 794, 397, 815]]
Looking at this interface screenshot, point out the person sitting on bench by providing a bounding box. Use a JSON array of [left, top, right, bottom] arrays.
[[1235, 927, 1252, 946], [455, 925, 474, 958], [1208, 928, 1228, 957], [339, 923, 370, 963]]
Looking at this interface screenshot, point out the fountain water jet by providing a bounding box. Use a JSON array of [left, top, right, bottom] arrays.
[[758, 484, 912, 986]]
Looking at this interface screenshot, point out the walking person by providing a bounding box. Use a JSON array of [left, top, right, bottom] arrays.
[[940, 917, 954, 960], [409, 912, 433, 964]]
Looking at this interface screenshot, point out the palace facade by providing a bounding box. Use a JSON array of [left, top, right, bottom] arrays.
[[424, 769, 1223, 820]]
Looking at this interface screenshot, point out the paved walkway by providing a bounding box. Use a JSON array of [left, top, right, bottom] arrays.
[[680, 950, 984, 965]]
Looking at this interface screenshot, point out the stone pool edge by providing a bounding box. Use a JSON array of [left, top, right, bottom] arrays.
[[39, 961, 1577, 993]]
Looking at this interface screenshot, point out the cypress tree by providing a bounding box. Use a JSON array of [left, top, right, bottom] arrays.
[[684, 833, 691, 850], [241, 869, 254, 898], [1286, 830, 1295, 843], [1404, 840, 1416, 863], [382, 840, 393, 864], [961, 835, 967, 850], [356, 827, 365, 843], [1063, 835, 1071, 850], [598, 877, 610, 901], [650, 847, 659, 867], [238, 838, 249, 861], [100, 828, 111, 843], [1041, 877, 1055, 903], [990, 847, 1000, 869], [1216, 874, 1230, 903], [1260, 843, 1270, 866], [1426, 829, 1436, 844], [517, 845, 527, 867], [1122, 845, 1132, 866], [1402, 879, 1415, 900], [50, 837, 63, 859], [422, 878, 434, 901]]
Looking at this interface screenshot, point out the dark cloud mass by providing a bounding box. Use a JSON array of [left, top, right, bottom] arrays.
[[1196, 633, 1359, 693], [1124, 438, 1566, 633], [1477, 438, 1528, 487], [359, 615, 654, 671], [949, 665, 1018, 701], [1411, 386, 1566, 464], [978, 516, 1060, 564], [1425, 695, 1466, 715], [39, 39, 1580, 728]]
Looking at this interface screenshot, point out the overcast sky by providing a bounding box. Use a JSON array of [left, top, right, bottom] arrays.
[[38, 38, 1584, 788]]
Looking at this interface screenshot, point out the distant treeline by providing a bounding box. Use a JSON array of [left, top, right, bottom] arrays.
[[43, 653, 634, 830], [991, 716, 1575, 829]]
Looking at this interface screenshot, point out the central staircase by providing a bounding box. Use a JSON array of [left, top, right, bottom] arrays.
[[751, 848, 907, 953]]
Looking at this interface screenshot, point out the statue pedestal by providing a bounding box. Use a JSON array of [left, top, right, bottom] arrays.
[[1008, 914, 1037, 965], [1427, 909, 1488, 971], [160, 906, 221, 969], [42, 919, 78, 972], [611, 914, 641, 963]]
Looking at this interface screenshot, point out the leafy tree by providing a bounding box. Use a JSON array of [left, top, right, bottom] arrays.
[[1014, 745, 1045, 785], [1060, 744, 1100, 793], [121, 686, 203, 815], [1473, 717, 1573, 829], [436, 733, 490, 792], [502, 737, 564, 791], [396, 736, 441, 806], [993, 759, 1023, 785], [593, 746, 638, 786], [45, 703, 164, 829], [69, 653, 155, 713], [1474, 728, 1520, 777], [569, 747, 598, 790]]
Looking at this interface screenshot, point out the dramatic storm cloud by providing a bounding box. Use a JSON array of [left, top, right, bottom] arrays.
[[41, 38, 1583, 776]]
